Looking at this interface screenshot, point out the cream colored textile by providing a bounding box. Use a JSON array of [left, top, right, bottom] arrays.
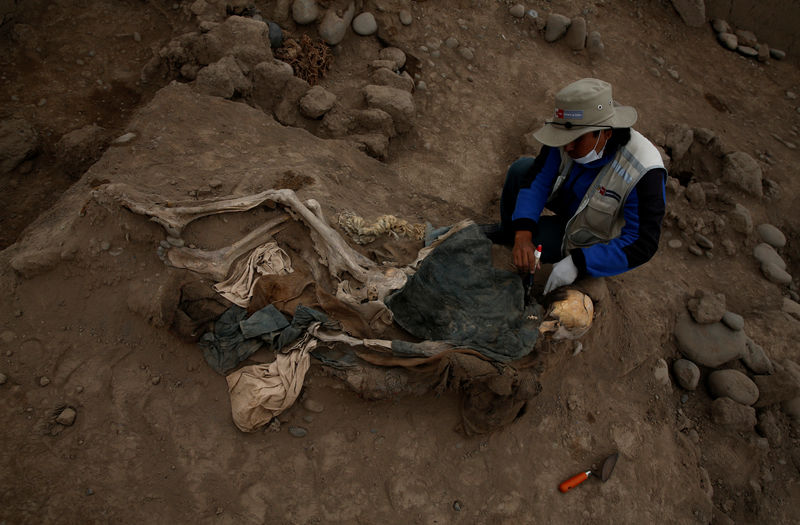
[[214, 242, 293, 307], [225, 338, 315, 432]]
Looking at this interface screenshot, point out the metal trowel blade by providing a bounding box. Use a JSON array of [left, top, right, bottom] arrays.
[[600, 452, 619, 482]]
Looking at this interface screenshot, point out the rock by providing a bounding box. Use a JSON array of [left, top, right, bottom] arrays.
[[371, 68, 414, 92], [587, 31, 604, 60], [729, 203, 753, 234], [693, 127, 716, 145], [201, 15, 274, 68], [654, 358, 671, 388], [708, 369, 760, 406], [673, 359, 700, 390], [783, 298, 800, 320], [252, 59, 295, 111], [112, 132, 136, 145], [670, 0, 705, 27], [0, 118, 38, 174], [688, 245, 704, 256], [722, 151, 762, 197], [668, 239, 683, 249], [352, 12, 377, 36], [319, 2, 355, 45], [769, 48, 786, 60], [737, 45, 758, 58], [761, 262, 792, 285], [151, 376, 161, 385], [458, 47, 474, 61], [399, 9, 412, 26], [674, 312, 748, 368], [267, 21, 283, 49], [363, 84, 415, 133], [756, 224, 786, 248], [303, 398, 324, 413], [721, 239, 736, 256], [56, 407, 77, 426], [509, 4, 525, 18], [378, 47, 406, 69], [754, 243, 787, 270], [711, 397, 756, 430], [289, 426, 308, 437], [274, 76, 312, 126], [564, 17, 586, 50], [194, 55, 251, 99], [0, 372, 7, 385], [39, 376, 50, 387], [734, 29, 758, 48], [694, 233, 713, 250], [353, 108, 396, 137], [757, 410, 782, 447], [292, 0, 319, 25], [753, 361, 800, 407], [742, 338, 774, 375], [717, 32, 738, 50], [721, 311, 744, 331], [544, 13, 570, 42], [757, 43, 770, 63], [666, 123, 694, 162], [299, 85, 337, 118], [711, 19, 731, 34], [687, 290, 726, 324]]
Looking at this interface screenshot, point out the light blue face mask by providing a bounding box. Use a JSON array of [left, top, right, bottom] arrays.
[[572, 132, 605, 165]]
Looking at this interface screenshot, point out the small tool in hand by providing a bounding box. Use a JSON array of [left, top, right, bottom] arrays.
[[558, 452, 619, 493], [524, 244, 542, 306]]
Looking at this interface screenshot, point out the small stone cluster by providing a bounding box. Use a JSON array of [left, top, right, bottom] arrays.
[[507, 3, 605, 60], [710, 18, 786, 62], [672, 289, 800, 431], [142, 12, 416, 162]]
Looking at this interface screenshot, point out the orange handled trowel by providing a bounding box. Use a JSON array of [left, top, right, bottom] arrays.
[[559, 453, 619, 493]]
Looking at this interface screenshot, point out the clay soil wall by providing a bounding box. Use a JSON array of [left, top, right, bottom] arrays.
[[706, 0, 800, 61]]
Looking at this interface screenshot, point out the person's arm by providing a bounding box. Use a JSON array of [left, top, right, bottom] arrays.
[[570, 168, 666, 277]]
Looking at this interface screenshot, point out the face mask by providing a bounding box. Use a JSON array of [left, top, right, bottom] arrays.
[[572, 133, 605, 165]]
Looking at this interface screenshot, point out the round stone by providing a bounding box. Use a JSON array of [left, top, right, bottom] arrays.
[[458, 47, 474, 61], [399, 10, 412, 26], [353, 12, 377, 36], [753, 243, 786, 270], [668, 239, 682, 249], [510, 4, 525, 18], [694, 233, 713, 250], [292, 0, 319, 25], [303, 398, 324, 413], [761, 262, 792, 285], [0, 372, 7, 385], [673, 359, 700, 391], [722, 311, 744, 331], [56, 407, 77, 426], [39, 376, 51, 387], [289, 426, 308, 438], [708, 369, 759, 406], [756, 224, 786, 248]]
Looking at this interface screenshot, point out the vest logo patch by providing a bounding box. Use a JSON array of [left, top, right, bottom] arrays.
[[555, 108, 584, 120], [598, 186, 621, 202]]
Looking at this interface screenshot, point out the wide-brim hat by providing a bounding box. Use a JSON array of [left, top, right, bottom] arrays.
[[533, 78, 638, 147]]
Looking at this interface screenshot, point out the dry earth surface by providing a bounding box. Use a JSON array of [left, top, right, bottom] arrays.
[[1, 0, 800, 524]]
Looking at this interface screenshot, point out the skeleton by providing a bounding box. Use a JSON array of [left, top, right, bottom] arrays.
[[92, 184, 405, 297]]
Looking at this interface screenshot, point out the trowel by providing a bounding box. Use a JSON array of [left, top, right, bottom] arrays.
[[558, 452, 619, 493]]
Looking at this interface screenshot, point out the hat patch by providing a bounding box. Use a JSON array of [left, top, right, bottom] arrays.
[[555, 108, 584, 120]]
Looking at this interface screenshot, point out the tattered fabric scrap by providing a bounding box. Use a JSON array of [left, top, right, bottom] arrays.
[[199, 305, 263, 375], [214, 242, 293, 307], [385, 224, 541, 362], [226, 338, 315, 432]]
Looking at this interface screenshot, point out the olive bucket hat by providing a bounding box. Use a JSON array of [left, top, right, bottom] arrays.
[[533, 78, 638, 147]]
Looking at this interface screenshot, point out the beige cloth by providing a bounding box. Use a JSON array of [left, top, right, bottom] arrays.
[[214, 242, 293, 307], [225, 338, 315, 432]]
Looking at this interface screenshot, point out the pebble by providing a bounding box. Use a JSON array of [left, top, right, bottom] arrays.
[[458, 47, 474, 61], [416, 81, 427, 91], [565, 17, 587, 50], [56, 407, 77, 426], [753, 243, 786, 270], [761, 262, 792, 285], [86, 488, 94, 496], [708, 369, 760, 406], [453, 500, 463, 511], [0, 372, 7, 385], [770, 49, 786, 60], [445, 37, 459, 49], [100, 241, 110, 251], [39, 376, 51, 387], [151, 376, 161, 385], [352, 12, 377, 36], [399, 10, 412, 26], [267, 22, 283, 49], [292, 0, 319, 25], [76, 385, 84, 393], [783, 298, 800, 320], [289, 426, 308, 438], [743, 338, 774, 375], [587, 31, 604, 60], [673, 359, 700, 390], [208, 179, 222, 189], [544, 13, 570, 43], [667, 68, 680, 80], [303, 415, 314, 423], [509, 4, 525, 18], [681, 394, 689, 404], [721, 311, 744, 331], [668, 239, 682, 249], [694, 233, 713, 250], [737, 46, 758, 58], [303, 398, 324, 413], [756, 224, 786, 248], [688, 245, 703, 256], [718, 33, 738, 50], [37, 98, 47, 106], [687, 290, 726, 324], [113, 132, 137, 144]]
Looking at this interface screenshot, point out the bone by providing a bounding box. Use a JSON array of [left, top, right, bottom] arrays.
[[165, 214, 289, 280]]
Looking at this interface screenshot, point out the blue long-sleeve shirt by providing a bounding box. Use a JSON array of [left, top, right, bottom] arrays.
[[511, 144, 666, 277]]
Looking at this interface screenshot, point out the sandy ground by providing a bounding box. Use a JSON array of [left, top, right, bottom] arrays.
[[1, 1, 800, 523]]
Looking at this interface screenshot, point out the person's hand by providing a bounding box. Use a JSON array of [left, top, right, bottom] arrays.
[[544, 255, 578, 294], [512, 231, 539, 273]]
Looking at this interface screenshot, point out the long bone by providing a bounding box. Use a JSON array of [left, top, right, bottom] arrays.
[[93, 184, 377, 282]]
